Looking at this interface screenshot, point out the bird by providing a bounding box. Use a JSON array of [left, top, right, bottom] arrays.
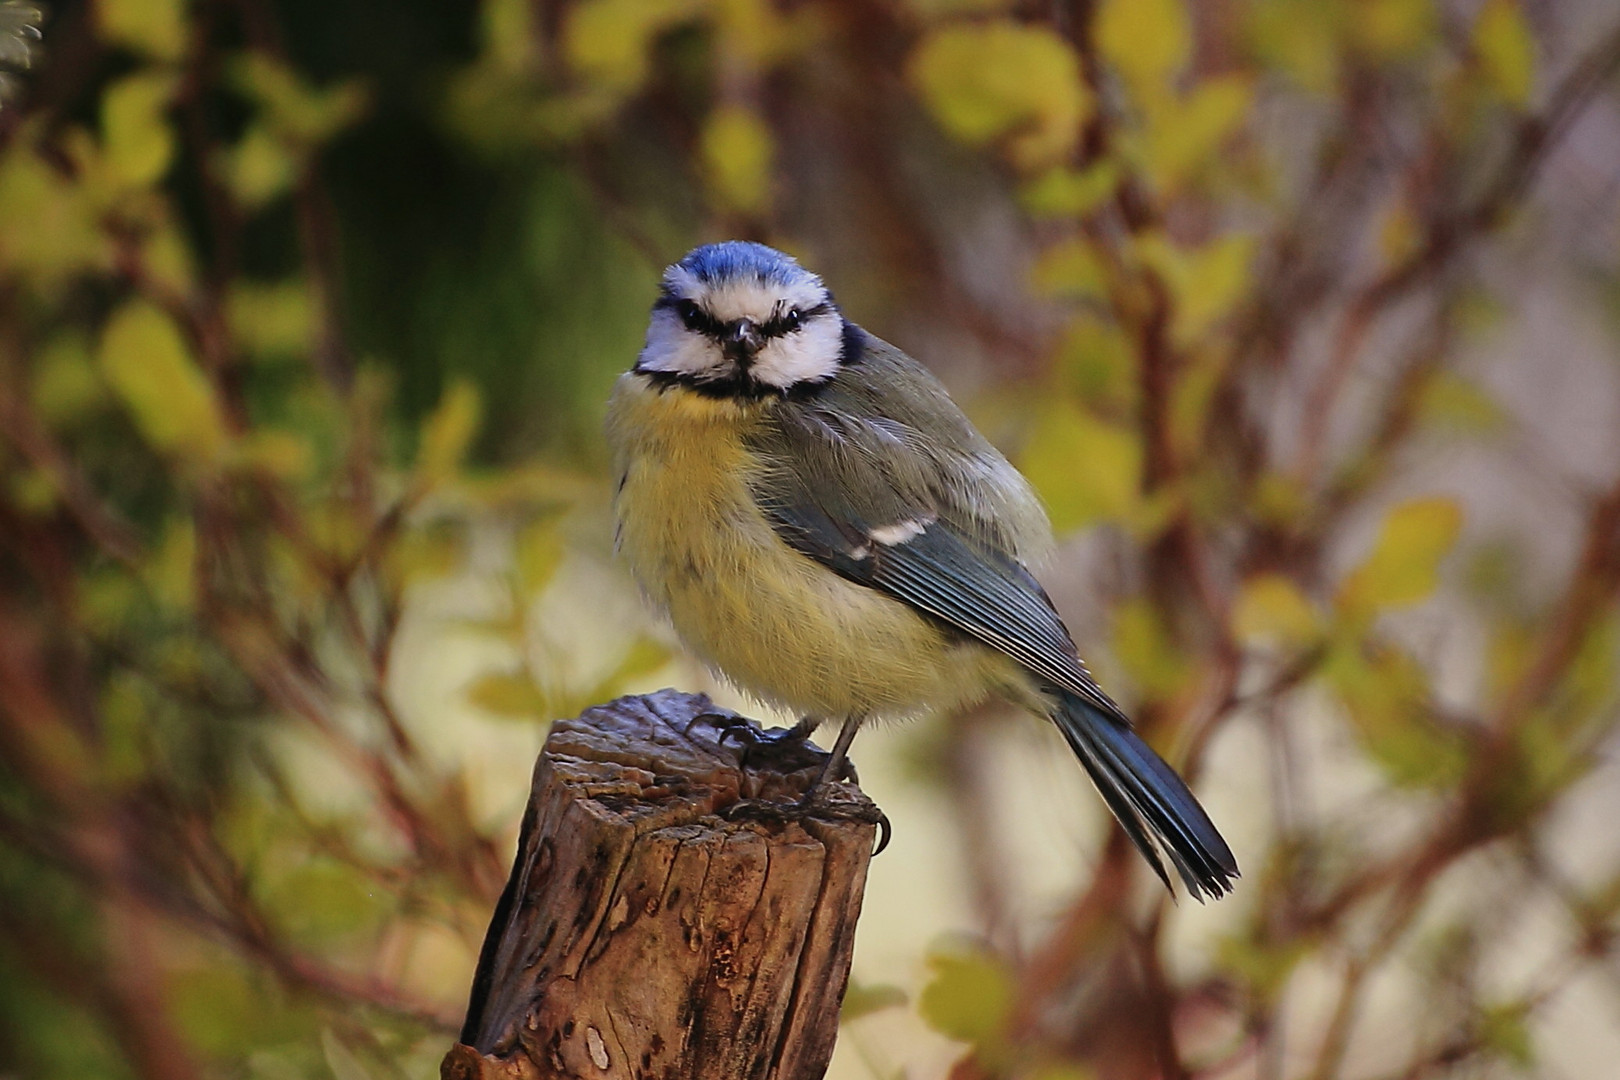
[[604, 240, 1237, 900]]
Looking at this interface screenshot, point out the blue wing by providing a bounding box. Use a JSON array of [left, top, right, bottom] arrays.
[[756, 491, 1128, 723]]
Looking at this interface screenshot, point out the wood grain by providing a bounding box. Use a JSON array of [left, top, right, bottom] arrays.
[[445, 690, 879, 1080]]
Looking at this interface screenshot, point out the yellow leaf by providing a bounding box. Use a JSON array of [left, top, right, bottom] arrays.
[[384, 523, 465, 589], [1031, 238, 1109, 301], [145, 519, 196, 612], [230, 54, 369, 145], [1095, 0, 1191, 96], [1337, 497, 1463, 617], [221, 125, 296, 208], [417, 380, 482, 486], [228, 279, 313, 358], [98, 0, 186, 61], [1019, 399, 1141, 531], [143, 223, 196, 297], [236, 429, 314, 480], [1167, 348, 1226, 458], [1112, 596, 1189, 698], [910, 23, 1087, 169], [1140, 76, 1253, 193], [0, 150, 112, 290], [482, 0, 539, 75], [102, 72, 178, 187], [1417, 371, 1504, 434], [567, 0, 702, 95], [1021, 161, 1119, 219], [99, 301, 229, 462], [1247, 0, 1342, 95], [1351, 0, 1436, 61], [1325, 640, 1466, 789], [1056, 315, 1137, 413], [1376, 200, 1421, 265], [1137, 232, 1255, 345], [466, 671, 548, 719], [1233, 574, 1319, 647], [701, 105, 773, 215], [31, 334, 105, 427], [918, 942, 1013, 1046], [1474, 0, 1535, 107]]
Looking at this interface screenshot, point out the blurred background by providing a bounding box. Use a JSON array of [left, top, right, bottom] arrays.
[[2, 0, 1619, 1077]]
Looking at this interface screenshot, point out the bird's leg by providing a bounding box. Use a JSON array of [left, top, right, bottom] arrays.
[[801, 713, 863, 804], [719, 713, 890, 853]]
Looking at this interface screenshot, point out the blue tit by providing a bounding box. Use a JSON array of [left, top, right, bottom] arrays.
[[605, 241, 1237, 899]]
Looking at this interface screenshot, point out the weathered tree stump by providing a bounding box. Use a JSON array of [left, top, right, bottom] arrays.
[[443, 690, 879, 1080]]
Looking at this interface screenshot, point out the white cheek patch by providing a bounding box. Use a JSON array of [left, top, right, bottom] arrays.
[[636, 309, 728, 379], [868, 513, 936, 547], [748, 313, 843, 389]]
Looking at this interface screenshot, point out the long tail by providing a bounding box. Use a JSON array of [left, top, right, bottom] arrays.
[[1050, 689, 1238, 901]]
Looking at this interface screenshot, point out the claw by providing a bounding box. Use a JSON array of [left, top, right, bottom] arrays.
[[682, 705, 750, 738], [722, 787, 891, 856]]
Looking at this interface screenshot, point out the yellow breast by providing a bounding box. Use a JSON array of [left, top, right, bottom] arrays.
[[604, 374, 1014, 721]]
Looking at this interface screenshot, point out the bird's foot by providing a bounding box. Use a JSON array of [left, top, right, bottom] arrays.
[[686, 710, 856, 783], [722, 785, 891, 856]]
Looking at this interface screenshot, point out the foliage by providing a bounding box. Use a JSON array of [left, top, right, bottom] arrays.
[[1, 1, 1619, 1079]]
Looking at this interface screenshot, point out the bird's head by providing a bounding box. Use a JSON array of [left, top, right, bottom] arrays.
[[635, 242, 849, 396]]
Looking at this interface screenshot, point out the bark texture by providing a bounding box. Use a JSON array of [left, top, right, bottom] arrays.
[[444, 690, 878, 1080]]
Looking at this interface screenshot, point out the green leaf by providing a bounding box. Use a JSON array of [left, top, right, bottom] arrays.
[[1112, 596, 1190, 698], [466, 671, 548, 719], [99, 301, 229, 462], [701, 105, 773, 215], [917, 942, 1013, 1046], [97, 0, 186, 61], [417, 379, 482, 486], [1232, 574, 1320, 648], [1136, 232, 1255, 346], [1351, 0, 1437, 62], [566, 0, 703, 96], [1417, 371, 1505, 435], [144, 519, 196, 613], [1139, 76, 1254, 193], [31, 334, 106, 427], [1021, 162, 1119, 219], [227, 279, 314, 358], [1019, 399, 1141, 531], [910, 23, 1087, 169], [101, 72, 179, 187], [1056, 315, 1137, 413], [0, 152, 112, 290], [1337, 497, 1463, 617], [230, 54, 369, 145], [1325, 640, 1468, 789], [1031, 238, 1109, 301], [1478, 1002, 1534, 1066], [322, 1029, 380, 1080], [1474, 0, 1535, 108], [1095, 0, 1191, 96], [840, 980, 908, 1021], [220, 124, 297, 208], [1247, 0, 1342, 95]]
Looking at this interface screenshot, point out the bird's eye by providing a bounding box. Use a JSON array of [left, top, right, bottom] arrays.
[[676, 300, 705, 331], [783, 309, 803, 332]]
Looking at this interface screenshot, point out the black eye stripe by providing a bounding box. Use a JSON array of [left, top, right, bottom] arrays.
[[759, 302, 831, 338], [654, 297, 831, 341]]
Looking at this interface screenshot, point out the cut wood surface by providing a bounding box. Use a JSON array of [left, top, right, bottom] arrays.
[[444, 690, 879, 1080]]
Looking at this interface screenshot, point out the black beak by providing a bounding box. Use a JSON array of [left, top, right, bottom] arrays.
[[722, 319, 764, 363]]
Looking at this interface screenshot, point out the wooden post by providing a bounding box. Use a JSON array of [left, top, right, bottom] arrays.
[[443, 690, 879, 1080]]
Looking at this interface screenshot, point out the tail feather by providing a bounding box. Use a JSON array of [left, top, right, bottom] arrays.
[[1051, 690, 1238, 901]]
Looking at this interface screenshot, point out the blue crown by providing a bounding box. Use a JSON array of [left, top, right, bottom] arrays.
[[675, 241, 813, 288]]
